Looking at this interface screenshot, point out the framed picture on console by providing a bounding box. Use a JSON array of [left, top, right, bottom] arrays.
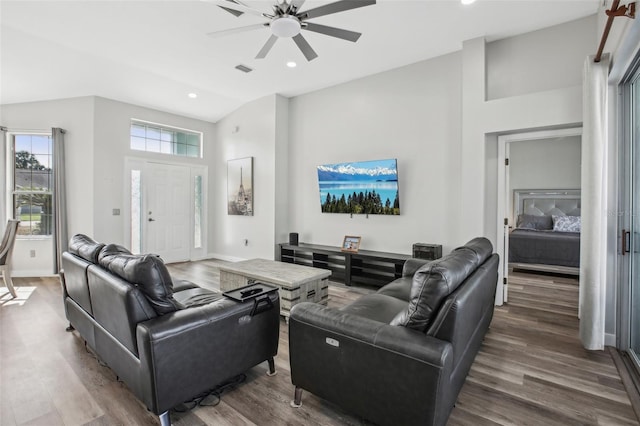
[[342, 235, 361, 253]]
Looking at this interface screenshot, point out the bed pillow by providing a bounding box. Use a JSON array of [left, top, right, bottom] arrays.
[[552, 215, 581, 233], [516, 214, 553, 230]]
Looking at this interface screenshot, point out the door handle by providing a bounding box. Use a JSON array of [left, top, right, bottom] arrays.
[[148, 218, 155, 222], [622, 229, 631, 255]]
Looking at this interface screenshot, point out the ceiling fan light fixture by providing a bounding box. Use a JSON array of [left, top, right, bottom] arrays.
[[271, 16, 301, 38]]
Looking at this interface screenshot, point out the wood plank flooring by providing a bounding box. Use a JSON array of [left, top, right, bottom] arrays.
[[0, 263, 637, 425]]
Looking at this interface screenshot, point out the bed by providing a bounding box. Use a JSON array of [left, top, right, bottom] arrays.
[[508, 189, 581, 275]]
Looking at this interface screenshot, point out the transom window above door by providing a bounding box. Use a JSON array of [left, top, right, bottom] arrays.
[[130, 119, 202, 158]]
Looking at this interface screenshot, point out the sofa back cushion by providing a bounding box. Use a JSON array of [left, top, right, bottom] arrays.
[[98, 244, 179, 315], [69, 234, 105, 264], [390, 238, 493, 332], [88, 265, 158, 355]]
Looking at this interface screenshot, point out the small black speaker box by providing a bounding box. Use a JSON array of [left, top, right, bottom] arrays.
[[289, 232, 299, 245]]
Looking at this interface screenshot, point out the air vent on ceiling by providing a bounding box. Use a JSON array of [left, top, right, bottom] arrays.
[[235, 64, 253, 73]]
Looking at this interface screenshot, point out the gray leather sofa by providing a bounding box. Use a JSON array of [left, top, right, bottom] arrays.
[[289, 237, 498, 426], [60, 234, 280, 426]]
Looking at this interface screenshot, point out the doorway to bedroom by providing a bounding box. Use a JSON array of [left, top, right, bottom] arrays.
[[496, 128, 582, 306]]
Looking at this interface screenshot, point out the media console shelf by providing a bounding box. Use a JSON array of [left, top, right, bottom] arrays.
[[278, 243, 412, 287]]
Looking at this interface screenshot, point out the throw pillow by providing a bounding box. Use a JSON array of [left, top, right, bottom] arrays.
[[552, 215, 581, 233], [516, 214, 553, 231]]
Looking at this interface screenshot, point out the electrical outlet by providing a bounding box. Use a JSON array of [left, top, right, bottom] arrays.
[[30, 249, 36, 258], [112, 208, 120, 216]]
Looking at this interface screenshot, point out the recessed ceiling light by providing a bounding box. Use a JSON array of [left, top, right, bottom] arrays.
[[188, 93, 198, 99], [287, 61, 297, 68], [461, 0, 476, 4]]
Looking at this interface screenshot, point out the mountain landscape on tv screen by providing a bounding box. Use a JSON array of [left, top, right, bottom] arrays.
[[317, 159, 400, 215]]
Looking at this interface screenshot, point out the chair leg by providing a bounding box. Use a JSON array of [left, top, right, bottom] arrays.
[[290, 386, 303, 408], [266, 357, 277, 376], [158, 411, 171, 426], [2, 269, 17, 298]]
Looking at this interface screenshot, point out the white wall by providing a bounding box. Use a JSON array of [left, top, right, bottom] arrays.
[[289, 52, 462, 255], [0, 96, 95, 276], [92, 97, 214, 245], [508, 136, 582, 192], [486, 16, 596, 100], [212, 94, 285, 261], [0, 96, 216, 275]]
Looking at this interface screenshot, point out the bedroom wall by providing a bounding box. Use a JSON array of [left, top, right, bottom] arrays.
[[508, 136, 582, 192]]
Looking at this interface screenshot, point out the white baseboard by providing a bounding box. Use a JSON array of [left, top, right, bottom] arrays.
[[207, 252, 246, 262], [12, 270, 57, 278], [605, 333, 616, 347]]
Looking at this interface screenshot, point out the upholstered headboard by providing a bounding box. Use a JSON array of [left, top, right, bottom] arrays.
[[513, 189, 581, 219]]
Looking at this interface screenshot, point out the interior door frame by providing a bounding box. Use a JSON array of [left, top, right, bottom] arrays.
[[495, 126, 582, 306], [124, 157, 208, 261]]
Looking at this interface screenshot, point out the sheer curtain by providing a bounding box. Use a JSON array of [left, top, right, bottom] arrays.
[[579, 54, 610, 350], [0, 126, 6, 228], [52, 127, 68, 274]]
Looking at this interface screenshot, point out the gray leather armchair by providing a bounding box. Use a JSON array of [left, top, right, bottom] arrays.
[[289, 238, 498, 426]]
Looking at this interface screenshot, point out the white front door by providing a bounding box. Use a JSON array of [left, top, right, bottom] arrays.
[[144, 162, 191, 263]]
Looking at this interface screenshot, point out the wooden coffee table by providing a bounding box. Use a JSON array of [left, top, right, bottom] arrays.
[[218, 258, 331, 320]]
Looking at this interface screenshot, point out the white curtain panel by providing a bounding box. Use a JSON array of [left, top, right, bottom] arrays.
[[579, 54, 610, 350], [52, 127, 68, 274], [0, 127, 6, 228]]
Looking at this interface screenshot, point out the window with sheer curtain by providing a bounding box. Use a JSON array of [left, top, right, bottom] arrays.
[[10, 133, 53, 237]]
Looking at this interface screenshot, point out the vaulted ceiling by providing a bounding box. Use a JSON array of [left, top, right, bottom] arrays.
[[1, 0, 600, 122]]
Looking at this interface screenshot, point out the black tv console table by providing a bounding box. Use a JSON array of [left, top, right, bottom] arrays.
[[277, 243, 412, 287]]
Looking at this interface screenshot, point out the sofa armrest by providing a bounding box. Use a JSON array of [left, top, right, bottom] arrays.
[[136, 292, 280, 414], [402, 257, 432, 277]]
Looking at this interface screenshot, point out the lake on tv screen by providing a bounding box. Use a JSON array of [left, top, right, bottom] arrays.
[[319, 182, 398, 206]]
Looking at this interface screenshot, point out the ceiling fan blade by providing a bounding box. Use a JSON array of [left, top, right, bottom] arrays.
[[256, 35, 278, 59], [216, 0, 274, 19], [292, 34, 318, 61], [303, 22, 361, 42], [299, 0, 375, 20], [207, 23, 267, 38], [218, 5, 244, 17]]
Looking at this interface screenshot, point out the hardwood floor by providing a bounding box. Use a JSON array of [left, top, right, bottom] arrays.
[[0, 264, 637, 425]]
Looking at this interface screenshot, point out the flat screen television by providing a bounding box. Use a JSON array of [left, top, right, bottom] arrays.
[[317, 158, 400, 215]]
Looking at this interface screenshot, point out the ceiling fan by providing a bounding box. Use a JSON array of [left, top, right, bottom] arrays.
[[208, 0, 376, 61]]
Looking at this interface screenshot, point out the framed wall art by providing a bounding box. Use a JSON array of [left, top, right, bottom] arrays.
[[227, 157, 253, 216]]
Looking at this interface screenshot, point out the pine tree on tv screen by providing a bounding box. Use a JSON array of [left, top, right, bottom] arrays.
[[317, 158, 400, 215]]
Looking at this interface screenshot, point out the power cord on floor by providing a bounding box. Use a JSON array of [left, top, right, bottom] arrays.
[[172, 373, 247, 413]]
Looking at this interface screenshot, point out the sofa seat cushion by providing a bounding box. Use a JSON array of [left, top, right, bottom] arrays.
[[376, 277, 412, 302], [69, 234, 105, 264], [99, 245, 179, 315], [391, 238, 493, 332], [174, 279, 200, 292], [340, 294, 409, 323], [174, 287, 223, 308]]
